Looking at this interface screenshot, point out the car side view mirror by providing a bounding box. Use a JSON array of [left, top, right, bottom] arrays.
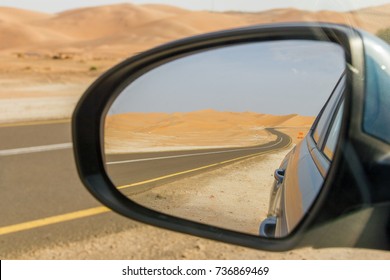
[[73, 23, 390, 251]]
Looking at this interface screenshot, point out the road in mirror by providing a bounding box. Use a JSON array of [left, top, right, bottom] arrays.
[[103, 40, 345, 237]]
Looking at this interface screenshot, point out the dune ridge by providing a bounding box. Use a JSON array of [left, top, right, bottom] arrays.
[[1, 3, 388, 124], [0, 3, 389, 56], [106, 110, 314, 132], [104, 109, 314, 153]]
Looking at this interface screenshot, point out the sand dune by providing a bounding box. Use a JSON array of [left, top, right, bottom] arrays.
[[1, 3, 389, 123], [352, 4, 390, 33], [0, 6, 51, 23], [104, 110, 314, 153], [239, 9, 359, 27], [106, 110, 313, 135], [1, 3, 389, 55], [143, 4, 189, 14], [0, 7, 62, 50], [0, 22, 73, 50], [42, 4, 176, 40], [280, 115, 315, 127]]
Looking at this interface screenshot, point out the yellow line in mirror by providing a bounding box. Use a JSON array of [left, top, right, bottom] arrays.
[[117, 149, 277, 190]]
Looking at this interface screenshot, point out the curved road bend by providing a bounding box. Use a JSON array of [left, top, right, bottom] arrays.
[[106, 128, 292, 195]]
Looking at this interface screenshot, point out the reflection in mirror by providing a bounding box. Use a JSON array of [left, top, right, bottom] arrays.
[[103, 40, 345, 237]]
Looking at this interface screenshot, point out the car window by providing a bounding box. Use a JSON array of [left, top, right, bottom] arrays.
[[323, 100, 344, 160], [312, 75, 345, 146], [362, 32, 390, 144]]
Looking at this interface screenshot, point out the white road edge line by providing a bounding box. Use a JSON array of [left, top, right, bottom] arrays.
[[0, 137, 284, 159], [0, 143, 73, 156], [107, 138, 283, 165]]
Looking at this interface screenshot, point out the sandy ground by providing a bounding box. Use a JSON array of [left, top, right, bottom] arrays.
[[13, 225, 390, 260], [13, 152, 390, 260], [130, 149, 288, 235], [0, 57, 110, 123]]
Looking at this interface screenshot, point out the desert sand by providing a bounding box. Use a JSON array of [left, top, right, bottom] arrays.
[[131, 148, 290, 236], [104, 110, 313, 153], [1, 3, 389, 56], [1, 3, 390, 124]]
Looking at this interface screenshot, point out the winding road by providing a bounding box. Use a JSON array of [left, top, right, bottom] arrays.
[[106, 128, 291, 195]]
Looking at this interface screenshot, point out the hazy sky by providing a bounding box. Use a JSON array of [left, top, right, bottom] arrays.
[[109, 41, 345, 116], [2, 0, 390, 13]]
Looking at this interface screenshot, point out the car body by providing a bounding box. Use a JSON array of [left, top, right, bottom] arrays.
[[260, 73, 345, 237], [260, 30, 390, 239]]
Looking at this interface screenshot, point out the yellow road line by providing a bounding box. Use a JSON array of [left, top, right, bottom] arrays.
[[0, 119, 70, 128], [118, 135, 292, 190], [0, 206, 110, 236], [0, 138, 291, 236], [118, 150, 272, 190]]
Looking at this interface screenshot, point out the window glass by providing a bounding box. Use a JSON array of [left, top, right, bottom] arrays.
[[312, 75, 345, 145], [362, 32, 390, 144], [324, 100, 344, 160]]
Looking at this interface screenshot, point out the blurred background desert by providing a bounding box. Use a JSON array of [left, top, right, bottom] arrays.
[[1, 3, 390, 123]]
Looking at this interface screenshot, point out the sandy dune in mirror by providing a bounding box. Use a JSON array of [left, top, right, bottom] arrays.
[[104, 110, 314, 153]]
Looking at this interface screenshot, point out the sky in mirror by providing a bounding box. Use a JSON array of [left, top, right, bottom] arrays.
[[109, 40, 345, 116]]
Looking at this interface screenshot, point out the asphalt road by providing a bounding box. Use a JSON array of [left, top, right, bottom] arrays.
[[0, 121, 290, 258], [106, 128, 290, 195]]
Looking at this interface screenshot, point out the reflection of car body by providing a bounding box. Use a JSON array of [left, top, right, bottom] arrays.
[[260, 73, 345, 237], [260, 30, 390, 238]]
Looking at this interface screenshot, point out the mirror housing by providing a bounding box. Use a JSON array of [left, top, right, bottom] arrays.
[[73, 23, 390, 251]]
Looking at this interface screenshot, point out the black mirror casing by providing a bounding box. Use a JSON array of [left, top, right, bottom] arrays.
[[72, 23, 390, 251]]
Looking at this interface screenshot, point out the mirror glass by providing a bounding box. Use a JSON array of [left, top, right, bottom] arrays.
[[103, 40, 345, 237]]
